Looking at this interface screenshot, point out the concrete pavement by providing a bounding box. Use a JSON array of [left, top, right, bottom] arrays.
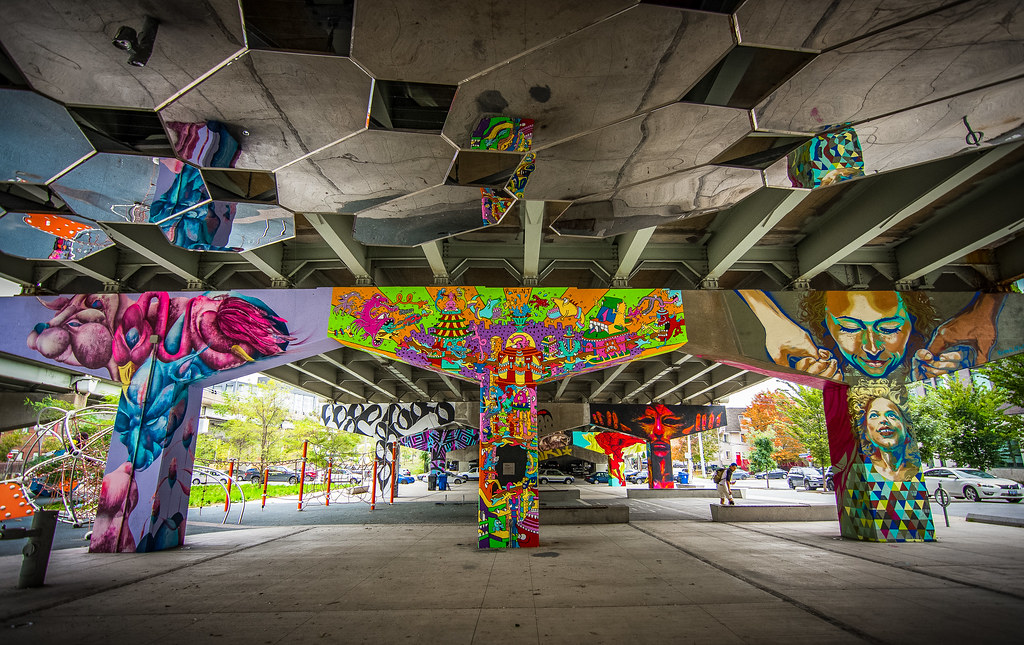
[[2, 481, 1023, 644]]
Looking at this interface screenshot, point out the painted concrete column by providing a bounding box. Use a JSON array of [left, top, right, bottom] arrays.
[[824, 378, 934, 541], [478, 376, 539, 548]]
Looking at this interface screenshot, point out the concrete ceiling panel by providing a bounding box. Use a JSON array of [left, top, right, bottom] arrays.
[[735, 0, 957, 51], [553, 166, 763, 238], [160, 51, 373, 171], [0, 209, 114, 260], [50, 154, 209, 225], [0, 89, 94, 184], [0, 0, 245, 109], [276, 130, 456, 213], [350, 0, 633, 85], [526, 102, 752, 201], [764, 78, 1024, 187], [442, 5, 735, 149], [755, 0, 1024, 134], [353, 184, 500, 246]]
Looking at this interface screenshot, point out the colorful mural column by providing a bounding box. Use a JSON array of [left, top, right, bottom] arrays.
[[9, 289, 335, 552], [327, 286, 688, 548], [737, 290, 1012, 542]]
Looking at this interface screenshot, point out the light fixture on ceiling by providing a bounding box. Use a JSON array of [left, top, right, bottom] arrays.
[[71, 375, 98, 396]]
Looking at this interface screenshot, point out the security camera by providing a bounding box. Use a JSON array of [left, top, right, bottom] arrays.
[[111, 16, 159, 67]]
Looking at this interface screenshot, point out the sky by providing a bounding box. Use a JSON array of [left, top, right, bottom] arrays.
[[719, 377, 788, 408]]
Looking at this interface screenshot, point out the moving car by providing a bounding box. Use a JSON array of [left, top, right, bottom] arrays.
[[754, 469, 787, 480], [922, 467, 1023, 503], [538, 469, 574, 484], [585, 471, 612, 484], [787, 467, 823, 490]]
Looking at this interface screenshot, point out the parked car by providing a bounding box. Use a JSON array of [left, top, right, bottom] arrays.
[[457, 467, 480, 481], [823, 466, 835, 491], [787, 467, 823, 490], [730, 468, 751, 481], [397, 473, 415, 484], [190, 471, 230, 486], [538, 469, 574, 484], [585, 471, 612, 484], [243, 466, 302, 485], [922, 467, 1023, 503], [755, 469, 787, 480], [329, 469, 363, 484], [303, 467, 318, 481]]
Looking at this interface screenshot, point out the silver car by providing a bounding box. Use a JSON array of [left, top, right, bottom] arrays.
[[922, 467, 1023, 503]]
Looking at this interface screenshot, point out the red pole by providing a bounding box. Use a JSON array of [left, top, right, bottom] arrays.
[[390, 442, 398, 504], [261, 467, 269, 509], [224, 461, 234, 512], [325, 459, 332, 506], [298, 441, 308, 511], [370, 454, 378, 511]]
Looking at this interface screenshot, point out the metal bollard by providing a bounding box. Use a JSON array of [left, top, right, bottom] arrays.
[[13, 510, 58, 588], [935, 483, 951, 528]]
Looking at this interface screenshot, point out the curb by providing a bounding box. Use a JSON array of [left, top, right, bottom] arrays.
[[965, 513, 1024, 528]]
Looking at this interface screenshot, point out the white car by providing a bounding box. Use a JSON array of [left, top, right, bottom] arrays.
[[922, 467, 1023, 503], [537, 469, 574, 484]]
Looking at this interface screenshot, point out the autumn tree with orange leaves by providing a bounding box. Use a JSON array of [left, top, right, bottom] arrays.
[[740, 390, 805, 467]]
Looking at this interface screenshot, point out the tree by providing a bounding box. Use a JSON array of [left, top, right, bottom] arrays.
[[905, 389, 945, 462], [748, 433, 777, 488], [778, 385, 831, 468], [298, 415, 366, 469], [213, 381, 291, 470], [741, 390, 804, 466], [931, 377, 1016, 470], [983, 354, 1024, 409]]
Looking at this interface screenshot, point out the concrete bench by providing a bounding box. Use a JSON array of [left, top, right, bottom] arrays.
[[628, 488, 746, 499], [541, 489, 580, 502], [710, 503, 836, 522], [543, 505, 628, 524]]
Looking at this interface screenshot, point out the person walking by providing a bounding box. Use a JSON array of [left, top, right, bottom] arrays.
[[715, 463, 737, 505]]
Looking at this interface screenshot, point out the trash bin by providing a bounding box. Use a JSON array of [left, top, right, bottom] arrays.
[[427, 472, 437, 491], [675, 471, 689, 484], [436, 472, 448, 491]]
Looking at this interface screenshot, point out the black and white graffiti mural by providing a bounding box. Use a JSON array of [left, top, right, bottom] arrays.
[[321, 402, 459, 497], [400, 427, 476, 473]]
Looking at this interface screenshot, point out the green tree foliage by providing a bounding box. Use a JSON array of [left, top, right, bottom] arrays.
[[748, 433, 778, 488], [778, 386, 831, 468], [299, 415, 367, 469], [905, 390, 945, 461], [930, 377, 1017, 470], [213, 381, 292, 470], [983, 354, 1024, 409]]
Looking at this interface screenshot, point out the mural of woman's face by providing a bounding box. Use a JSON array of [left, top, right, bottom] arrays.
[[824, 292, 911, 377], [864, 397, 907, 451]]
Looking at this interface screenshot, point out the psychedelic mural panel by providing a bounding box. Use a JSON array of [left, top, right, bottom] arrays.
[[787, 126, 864, 188], [327, 287, 686, 548], [0, 289, 334, 552], [399, 427, 476, 474], [734, 289, 1024, 542], [589, 404, 726, 488]]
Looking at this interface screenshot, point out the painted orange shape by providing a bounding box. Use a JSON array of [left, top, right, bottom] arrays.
[[23, 213, 95, 240], [0, 481, 36, 519]]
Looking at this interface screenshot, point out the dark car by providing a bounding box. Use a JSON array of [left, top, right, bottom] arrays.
[[242, 466, 302, 485], [755, 469, 787, 480], [787, 467, 823, 490], [585, 471, 612, 484]]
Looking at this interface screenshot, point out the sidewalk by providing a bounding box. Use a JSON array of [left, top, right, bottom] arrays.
[[2, 504, 1022, 644]]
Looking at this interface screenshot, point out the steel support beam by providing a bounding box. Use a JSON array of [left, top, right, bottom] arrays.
[[304, 213, 371, 283], [420, 240, 449, 284], [99, 222, 204, 285], [613, 226, 657, 285], [522, 200, 544, 285], [896, 162, 1024, 282], [706, 188, 808, 280], [240, 243, 290, 285], [796, 146, 1021, 283]]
